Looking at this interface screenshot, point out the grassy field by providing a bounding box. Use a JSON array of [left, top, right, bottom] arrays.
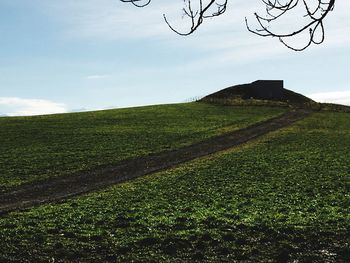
[[0, 103, 285, 192], [0, 111, 349, 262]]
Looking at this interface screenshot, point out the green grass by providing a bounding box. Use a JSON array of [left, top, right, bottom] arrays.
[[0, 111, 349, 262], [0, 102, 285, 192]]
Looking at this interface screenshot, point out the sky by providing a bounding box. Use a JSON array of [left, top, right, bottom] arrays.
[[0, 0, 349, 116]]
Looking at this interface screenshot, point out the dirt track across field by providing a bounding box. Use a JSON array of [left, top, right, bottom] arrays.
[[0, 109, 312, 215]]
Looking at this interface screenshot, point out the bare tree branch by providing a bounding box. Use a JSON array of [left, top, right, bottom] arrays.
[[163, 0, 228, 36], [119, 0, 151, 8], [246, 0, 336, 51], [120, 0, 336, 51]]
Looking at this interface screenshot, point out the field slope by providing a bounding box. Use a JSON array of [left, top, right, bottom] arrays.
[[0, 103, 285, 192], [0, 109, 309, 214], [0, 111, 349, 262]]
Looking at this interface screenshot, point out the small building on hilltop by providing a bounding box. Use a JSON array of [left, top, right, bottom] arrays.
[[241, 80, 284, 101]]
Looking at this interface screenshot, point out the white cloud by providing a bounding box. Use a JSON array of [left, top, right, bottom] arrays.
[[42, 0, 177, 40], [308, 91, 350, 106], [0, 97, 68, 116]]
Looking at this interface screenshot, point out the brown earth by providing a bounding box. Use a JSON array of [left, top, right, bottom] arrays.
[[0, 109, 313, 215]]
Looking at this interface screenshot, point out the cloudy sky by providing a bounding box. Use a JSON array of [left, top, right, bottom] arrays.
[[0, 0, 349, 116]]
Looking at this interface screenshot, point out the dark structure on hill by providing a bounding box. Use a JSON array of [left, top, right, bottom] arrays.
[[201, 80, 314, 105]]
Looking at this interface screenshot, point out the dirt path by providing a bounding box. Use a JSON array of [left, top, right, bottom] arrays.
[[0, 109, 312, 215]]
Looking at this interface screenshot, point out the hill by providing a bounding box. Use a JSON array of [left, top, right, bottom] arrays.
[[0, 110, 349, 262], [201, 80, 317, 107], [0, 88, 349, 262]]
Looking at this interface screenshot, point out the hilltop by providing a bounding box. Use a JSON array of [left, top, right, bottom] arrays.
[[200, 80, 350, 112], [201, 80, 315, 108]]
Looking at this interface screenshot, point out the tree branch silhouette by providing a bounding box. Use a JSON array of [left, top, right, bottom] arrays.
[[120, 0, 151, 8], [120, 0, 336, 51]]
